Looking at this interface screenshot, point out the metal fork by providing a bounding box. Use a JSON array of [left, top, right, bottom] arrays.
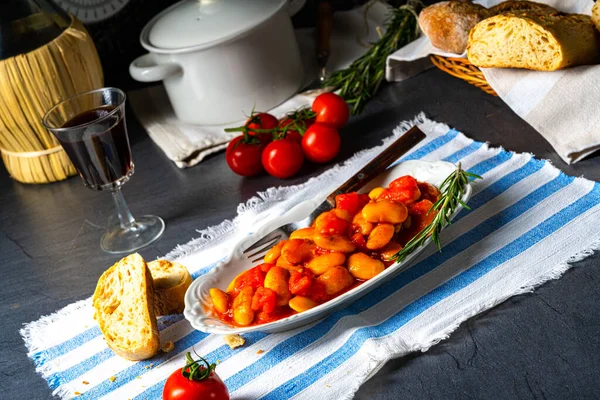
[[243, 126, 427, 263]]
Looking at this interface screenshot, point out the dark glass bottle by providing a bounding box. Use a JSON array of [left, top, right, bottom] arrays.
[[0, 0, 70, 60]]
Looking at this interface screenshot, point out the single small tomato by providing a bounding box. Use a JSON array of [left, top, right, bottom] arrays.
[[301, 123, 341, 163], [283, 130, 303, 143], [225, 135, 265, 177], [262, 139, 304, 179], [278, 117, 314, 143], [289, 270, 314, 296], [251, 286, 277, 314], [312, 92, 349, 129], [246, 112, 278, 143], [335, 192, 370, 215], [163, 353, 230, 400]]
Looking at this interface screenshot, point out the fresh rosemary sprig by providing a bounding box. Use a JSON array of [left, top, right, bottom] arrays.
[[322, 1, 422, 115], [393, 163, 482, 263]]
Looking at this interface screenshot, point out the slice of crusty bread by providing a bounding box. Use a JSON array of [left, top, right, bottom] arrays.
[[92, 253, 160, 361], [592, 2, 600, 33], [147, 260, 192, 316], [467, 10, 600, 71]]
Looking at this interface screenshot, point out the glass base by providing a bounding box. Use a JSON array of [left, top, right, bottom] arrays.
[[101, 215, 165, 254]]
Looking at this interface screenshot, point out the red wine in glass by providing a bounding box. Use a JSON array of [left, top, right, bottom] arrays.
[[58, 106, 133, 190], [43, 87, 164, 253]]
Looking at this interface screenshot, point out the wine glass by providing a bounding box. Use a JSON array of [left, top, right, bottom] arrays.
[[43, 87, 165, 253]]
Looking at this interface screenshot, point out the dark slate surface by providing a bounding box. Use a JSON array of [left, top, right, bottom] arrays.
[[1, 68, 599, 399]]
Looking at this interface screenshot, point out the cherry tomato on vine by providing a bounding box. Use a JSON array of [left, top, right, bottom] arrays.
[[279, 116, 315, 137], [245, 112, 278, 143], [301, 123, 341, 163], [312, 93, 349, 129], [163, 352, 230, 400], [246, 112, 278, 130], [283, 130, 303, 143], [262, 139, 304, 179], [226, 135, 265, 177]]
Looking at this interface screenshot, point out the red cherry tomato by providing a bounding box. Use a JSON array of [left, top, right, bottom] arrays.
[[233, 265, 265, 295], [225, 136, 265, 177], [284, 130, 303, 143], [251, 287, 277, 314], [335, 193, 370, 215], [163, 353, 229, 400], [246, 112, 278, 130], [312, 93, 349, 129], [383, 175, 422, 204], [289, 270, 314, 296], [301, 123, 341, 163], [279, 115, 315, 135], [262, 139, 304, 179], [246, 112, 278, 143]]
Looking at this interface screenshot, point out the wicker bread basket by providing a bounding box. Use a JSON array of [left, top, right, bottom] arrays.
[[430, 55, 498, 96], [0, 16, 103, 184]]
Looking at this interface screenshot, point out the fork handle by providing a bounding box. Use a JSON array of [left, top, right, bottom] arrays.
[[325, 126, 427, 206]]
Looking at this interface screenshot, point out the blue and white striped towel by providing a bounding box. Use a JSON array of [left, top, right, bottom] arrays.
[[21, 114, 600, 399]]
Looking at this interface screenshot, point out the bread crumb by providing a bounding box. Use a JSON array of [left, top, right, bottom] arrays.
[[256, 349, 264, 354], [74, 392, 81, 396], [144, 366, 149, 369], [136, 376, 141, 379], [82, 381, 89, 385], [217, 360, 221, 364], [326, 384, 330, 388], [223, 334, 245, 349], [150, 364, 154, 368], [162, 341, 175, 353], [109, 376, 116, 382]]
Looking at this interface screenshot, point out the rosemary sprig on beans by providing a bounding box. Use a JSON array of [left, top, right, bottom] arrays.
[[393, 163, 481, 262]]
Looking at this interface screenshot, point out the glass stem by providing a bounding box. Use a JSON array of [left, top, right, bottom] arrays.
[[111, 189, 136, 228]]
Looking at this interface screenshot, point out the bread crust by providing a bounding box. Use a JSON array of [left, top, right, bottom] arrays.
[[488, 1, 556, 15], [92, 254, 160, 361], [592, 1, 600, 33], [148, 260, 193, 316], [418, 1, 489, 54], [467, 10, 600, 71]]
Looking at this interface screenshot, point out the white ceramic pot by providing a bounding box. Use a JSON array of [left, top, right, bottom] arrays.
[[130, 0, 305, 125]]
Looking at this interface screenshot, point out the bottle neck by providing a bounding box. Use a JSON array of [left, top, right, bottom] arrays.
[[0, 0, 70, 61]]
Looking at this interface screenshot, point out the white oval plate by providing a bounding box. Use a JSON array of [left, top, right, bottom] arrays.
[[184, 160, 472, 334]]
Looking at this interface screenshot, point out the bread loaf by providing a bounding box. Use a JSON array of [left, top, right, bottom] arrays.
[[92, 254, 160, 361], [418, 1, 489, 54], [488, 1, 556, 15], [467, 10, 600, 71], [147, 260, 193, 316], [592, 1, 600, 32]]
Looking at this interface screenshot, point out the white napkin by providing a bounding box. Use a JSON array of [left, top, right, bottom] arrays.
[[129, 3, 389, 168], [386, 0, 600, 164]]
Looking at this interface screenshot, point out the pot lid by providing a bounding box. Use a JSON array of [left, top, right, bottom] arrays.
[[147, 0, 287, 50]]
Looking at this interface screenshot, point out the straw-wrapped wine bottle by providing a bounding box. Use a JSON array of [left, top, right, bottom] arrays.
[[0, 0, 103, 184]]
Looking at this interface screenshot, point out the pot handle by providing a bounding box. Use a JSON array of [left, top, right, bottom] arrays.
[[288, 0, 306, 16], [129, 53, 182, 82]]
